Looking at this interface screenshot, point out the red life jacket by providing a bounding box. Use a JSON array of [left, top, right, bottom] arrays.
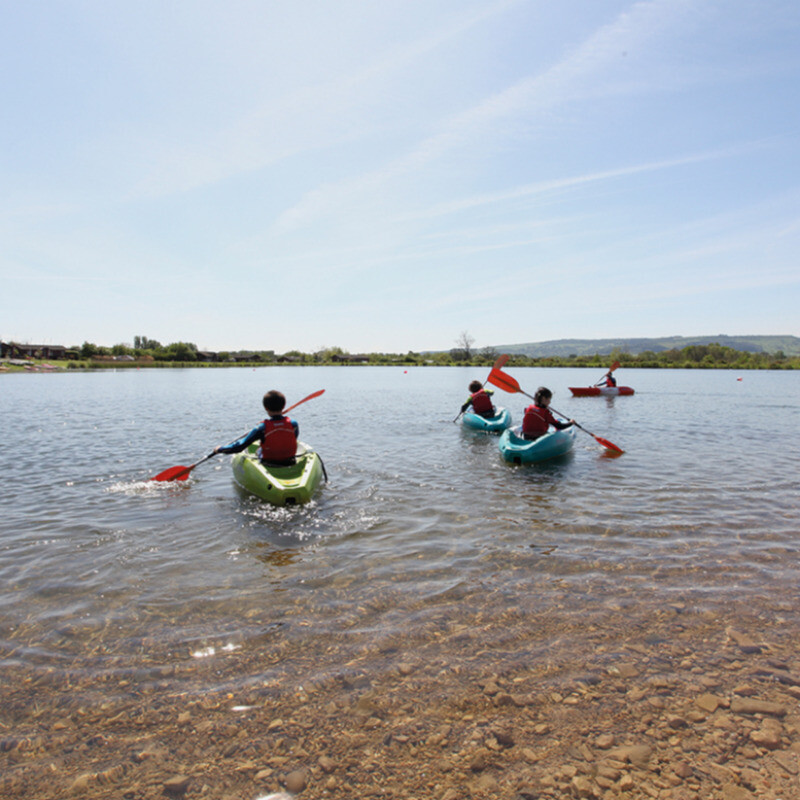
[[522, 404, 555, 437], [260, 416, 297, 462], [470, 389, 494, 416]]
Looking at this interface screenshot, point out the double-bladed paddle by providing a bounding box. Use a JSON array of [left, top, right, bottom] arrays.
[[149, 389, 326, 482], [487, 368, 624, 453], [282, 388, 325, 413], [150, 452, 217, 483], [453, 354, 509, 422], [594, 360, 621, 387]]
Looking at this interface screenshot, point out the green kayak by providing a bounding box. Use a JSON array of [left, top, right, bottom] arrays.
[[231, 442, 325, 506]]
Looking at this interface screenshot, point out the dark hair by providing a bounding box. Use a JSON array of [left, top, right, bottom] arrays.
[[534, 387, 552, 405], [469, 380, 482, 393], [262, 390, 286, 414]]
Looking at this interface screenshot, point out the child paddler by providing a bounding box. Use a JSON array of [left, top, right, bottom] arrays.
[[521, 387, 574, 440], [460, 380, 496, 419], [215, 390, 299, 464]]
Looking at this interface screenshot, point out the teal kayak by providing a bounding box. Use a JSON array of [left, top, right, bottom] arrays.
[[498, 426, 576, 464], [231, 442, 324, 505], [462, 407, 512, 433]]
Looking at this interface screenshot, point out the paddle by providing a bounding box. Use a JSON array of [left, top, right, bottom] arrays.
[[594, 360, 621, 387], [549, 406, 624, 454], [150, 452, 217, 482], [150, 389, 326, 482], [453, 354, 509, 422], [282, 388, 325, 414], [487, 368, 624, 453], [487, 367, 534, 400]]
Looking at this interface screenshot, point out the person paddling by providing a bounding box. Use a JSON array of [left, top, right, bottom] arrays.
[[215, 390, 299, 465], [599, 369, 617, 387], [521, 387, 575, 440], [460, 380, 496, 419]]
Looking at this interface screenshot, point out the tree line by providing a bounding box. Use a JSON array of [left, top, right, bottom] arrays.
[[64, 338, 799, 369]]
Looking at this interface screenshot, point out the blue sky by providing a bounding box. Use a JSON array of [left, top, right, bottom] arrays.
[[2, 0, 799, 354]]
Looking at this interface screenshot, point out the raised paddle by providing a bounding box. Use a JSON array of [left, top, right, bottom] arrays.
[[487, 368, 624, 454], [150, 389, 326, 482], [453, 354, 509, 422], [594, 360, 621, 387], [487, 367, 534, 399], [282, 388, 325, 414]]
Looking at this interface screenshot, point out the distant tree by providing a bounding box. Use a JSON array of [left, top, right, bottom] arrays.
[[80, 341, 98, 358], [135, 336, 162, 351], [316, 346, 346, 362], [167, 342, 198, 361], [455, 331, 475, 360]]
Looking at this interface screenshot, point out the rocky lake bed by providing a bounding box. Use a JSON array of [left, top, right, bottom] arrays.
[[4, 594, 800, 800]]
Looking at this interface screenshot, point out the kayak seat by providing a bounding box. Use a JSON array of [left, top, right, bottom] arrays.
[[260, 457, 297, 467]]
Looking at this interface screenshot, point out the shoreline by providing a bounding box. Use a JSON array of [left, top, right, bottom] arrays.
[[1, 360, 797, 373], [3, 594, 800, 799]]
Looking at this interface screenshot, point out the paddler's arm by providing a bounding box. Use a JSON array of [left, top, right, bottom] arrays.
[[214, 422, 265, 454]]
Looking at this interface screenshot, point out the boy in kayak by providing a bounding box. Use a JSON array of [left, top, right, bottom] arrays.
[[460, 380, 496, 418], [214, 390, 299, 464], [522, 387, 574, 440], [600, 370, 617, 387]]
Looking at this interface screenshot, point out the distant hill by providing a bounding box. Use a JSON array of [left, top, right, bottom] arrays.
[[491, 335, 800, 358]]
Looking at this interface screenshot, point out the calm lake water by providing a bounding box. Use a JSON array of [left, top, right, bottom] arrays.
[[1, 366, 799, 694]]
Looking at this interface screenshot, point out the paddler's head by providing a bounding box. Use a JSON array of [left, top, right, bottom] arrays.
[[263, 390, 287, 416]]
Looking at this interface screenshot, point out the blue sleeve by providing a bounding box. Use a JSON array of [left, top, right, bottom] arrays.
[[218, 422, 265, 454], [290, 418, 299, 439]]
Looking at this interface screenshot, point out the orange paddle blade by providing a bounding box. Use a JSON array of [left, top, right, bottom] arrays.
[[149, 451, 216, 482], [594, 435, 624, 454], [150, 465, 193, 482], [283, 389, 325, 414], [493, 353, 509, 370], [487, 368, 521, 394]]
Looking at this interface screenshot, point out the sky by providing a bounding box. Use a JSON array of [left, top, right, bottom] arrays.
[[2, 0, 799, 354]]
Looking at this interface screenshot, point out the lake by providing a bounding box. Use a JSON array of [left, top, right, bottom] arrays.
[[2, 365, 799, 798]]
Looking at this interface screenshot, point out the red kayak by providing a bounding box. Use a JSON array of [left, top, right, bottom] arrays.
[[569, 386, 635, 397]]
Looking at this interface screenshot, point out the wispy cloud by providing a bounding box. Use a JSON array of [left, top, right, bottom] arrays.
[[272, 0, 701, 233], [131, 0, 525, 199], [399, 146, 755, 221]]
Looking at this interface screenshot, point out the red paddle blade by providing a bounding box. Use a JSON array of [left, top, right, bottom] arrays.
[[487, 368, 521, 394], [594, 435, 624, 454], [150, 465, 192, 482], [493, 353, 509, 370], [283, 389, 325, 414], [609, 360, 621, 372]]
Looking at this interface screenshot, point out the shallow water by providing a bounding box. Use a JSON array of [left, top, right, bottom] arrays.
[[1, 366, 798, 695]]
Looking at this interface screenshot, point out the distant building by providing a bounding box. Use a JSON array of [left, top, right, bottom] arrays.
[[0, 342, 69, 359]]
